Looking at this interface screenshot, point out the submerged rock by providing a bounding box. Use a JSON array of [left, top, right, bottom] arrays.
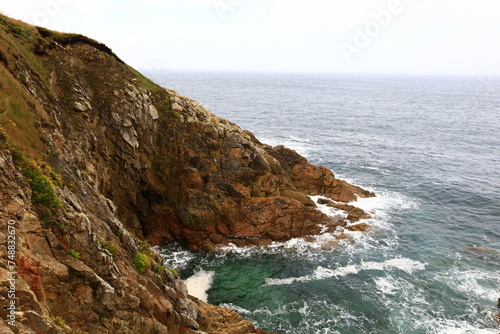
[[345, 222, 373, 232]]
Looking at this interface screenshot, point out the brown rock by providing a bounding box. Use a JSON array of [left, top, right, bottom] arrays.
[[283, 190, 316, 206], [320, 239, 340, 250], [326, 202, 372, 222], [346, 223, 373, 232], [193, 297, 278, 334]]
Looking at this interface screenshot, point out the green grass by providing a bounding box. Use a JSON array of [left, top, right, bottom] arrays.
[[22, 161, 61, 208], [0, 67, 49, 157], [68, 249, 81, 259], [155, 265, 164, 275], [160, 97, 182, 119], [167, 268, 180, 277], [0, 15, 62, 157], [10, 150, 61, 208], [132, 240, 158, 274], [132, 68, 158, 92], [52, 316, 69, 331], [161, 98, 171, 111], [0, 15, 52, 87], [133, 253, 151, 273], [99, 240, 119, 257], [166, 110, 181, 119]]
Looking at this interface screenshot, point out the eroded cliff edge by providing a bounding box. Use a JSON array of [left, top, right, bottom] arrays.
[[0, 15, 373, 333]]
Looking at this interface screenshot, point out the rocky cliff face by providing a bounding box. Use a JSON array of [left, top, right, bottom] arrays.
[[0, 15, 373, 333]]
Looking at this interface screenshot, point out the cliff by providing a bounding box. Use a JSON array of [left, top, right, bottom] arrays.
[[0, 14, 373, 333]]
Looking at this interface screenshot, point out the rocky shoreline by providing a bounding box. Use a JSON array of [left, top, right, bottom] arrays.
[[0, 14, 373, 333]]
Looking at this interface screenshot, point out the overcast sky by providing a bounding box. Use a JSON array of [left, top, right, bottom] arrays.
[[2, 0, 499, 76]]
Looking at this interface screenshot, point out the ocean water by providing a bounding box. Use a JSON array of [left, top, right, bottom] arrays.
[[148, 71, 500, 334]]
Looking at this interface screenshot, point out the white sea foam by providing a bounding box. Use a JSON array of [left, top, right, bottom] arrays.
[[354, 190, 417, 216], [374, 277, 398, 295], [218, 235, 338, 262], [309, 195, 349, 219], [433, 318, 499, 334], [215, 173, 418, 263], [436, 327, 498, 334], [219, 303, 252, 315], [375, 258, 427, 274], [250, 299, 370, 334], [185, 270, 215, 302], [157, 245, 196, 270], [265, 257, 426, 286], [218, 216, 398, 261], [438, 266, 500, 302]]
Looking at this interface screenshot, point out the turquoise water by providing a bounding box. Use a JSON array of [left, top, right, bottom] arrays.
[[150, 72, 500, 334]]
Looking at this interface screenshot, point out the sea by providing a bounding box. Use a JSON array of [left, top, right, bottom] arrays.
[[145, 71, 500, 334]]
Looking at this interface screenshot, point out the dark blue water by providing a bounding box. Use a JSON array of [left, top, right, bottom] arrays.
[[149, 71, 500, 334]]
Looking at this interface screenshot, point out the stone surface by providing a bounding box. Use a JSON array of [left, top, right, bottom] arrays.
[[193, 297, 278, 334], [345, 222, 373, 232], [316, 198, 372, 223]]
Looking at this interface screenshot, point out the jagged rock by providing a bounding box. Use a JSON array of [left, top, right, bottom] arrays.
[[316, 197, 372, 223], [192, 297, 278, 334], [74, 100, 91, 112], [345, 223, 373, 232], [267, 145, 374, 202], [148, 104, 159, 120], [171, 102, 183, 112], [283, 190, 316, 206]]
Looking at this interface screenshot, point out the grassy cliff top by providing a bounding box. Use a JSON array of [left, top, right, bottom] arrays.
[[0, 14, 156, 158]]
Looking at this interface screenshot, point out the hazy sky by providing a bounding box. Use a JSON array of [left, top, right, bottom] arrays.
[[2, 0, 499, 75]]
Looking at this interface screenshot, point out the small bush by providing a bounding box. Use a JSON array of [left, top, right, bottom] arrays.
[[166, 110, 181, 119], [114, 78, 126, 88], [52, 316, 68, 330], [99, 240, 118, 257], [138, 240, 155, 258], [24, 167, 61, 208], [11, 149, 24, 161], [42, 163, 63, 186], [161, 98, 171, 111], [155, 265, 164, 275], [10, 25, 30, 39], [68, 249, 81, 259], [133, 253, 151, 273], [12, 153, 62, 209], [167, 268, 180, 277]]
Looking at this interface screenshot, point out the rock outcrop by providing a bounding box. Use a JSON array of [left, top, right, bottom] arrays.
[[0, 150, 271, 333], [0, 14, 373, 333]]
